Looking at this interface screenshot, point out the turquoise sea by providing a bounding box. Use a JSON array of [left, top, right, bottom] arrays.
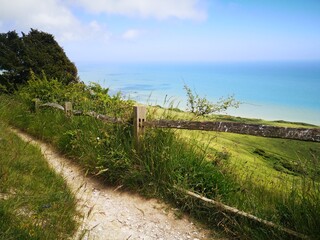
[[77, 61, 320, 125]]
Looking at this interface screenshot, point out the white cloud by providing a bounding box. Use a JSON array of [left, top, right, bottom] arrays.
[[73, 0, 207, 20], [0, 0, 78, 39], [0, 0, 206, 44], [89, 21, 102, 32], [0, 0, 208, 62], [0, 0, 112, 42], [122, 29, 142, 40]]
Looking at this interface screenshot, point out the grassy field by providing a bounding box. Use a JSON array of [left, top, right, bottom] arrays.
[[150, 105, 320, 184], [0, 121, 78, 239], [1, 83, 320, 239], [181, 130, 320, 187]]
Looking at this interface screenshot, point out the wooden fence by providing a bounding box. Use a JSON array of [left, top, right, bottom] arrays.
[[35, 100, 320, 143], [137, 106, 320, 142], [34, 99, 316, 239]]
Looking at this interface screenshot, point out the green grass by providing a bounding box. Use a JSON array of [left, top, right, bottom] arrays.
[[151, 105, 320, 189], [0, 121, 78, 240], [149, 105, 319, 128], [148, 104, 320, 239], [1, 94, 320, 239], [184, 130, 320, 188], [168, 115, 320, 238]]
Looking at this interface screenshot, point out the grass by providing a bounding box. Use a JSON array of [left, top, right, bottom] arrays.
[[1, 93, 320, 239], [173, 123, 319, 238], [149, 105, 319, 128], [184, 130, 320, 188], [151, 105, 320, 189], [148, 103, 320, 239], [0, 121, 78, 240]]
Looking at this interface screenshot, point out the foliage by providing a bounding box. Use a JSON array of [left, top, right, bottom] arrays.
[[0, 29, 78, 92], [18, 70, 65, 105], [17, 73, 134, 120], [184, 84, 240, 116]]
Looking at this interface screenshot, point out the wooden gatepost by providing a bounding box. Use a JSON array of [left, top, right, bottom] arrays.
[[33, 98, 40, 112], [133, 106, 146, 149], [64, 102, 73, 116]]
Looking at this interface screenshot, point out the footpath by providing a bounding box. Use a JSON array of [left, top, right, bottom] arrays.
[[12, 128, 222, 240]]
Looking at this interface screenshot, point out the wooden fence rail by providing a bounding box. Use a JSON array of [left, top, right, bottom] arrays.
[[144, 119, 320, 142], [175, 187, 308, 239], [35, 100, 320, 143]]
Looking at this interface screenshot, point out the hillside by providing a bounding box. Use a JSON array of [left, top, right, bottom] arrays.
[[0, 82, 319, 239]]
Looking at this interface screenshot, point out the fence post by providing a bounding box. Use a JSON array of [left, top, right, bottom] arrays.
[[65, 102, 73, 116], [34, 98, 40, 112], [133, 106, 146, 148]]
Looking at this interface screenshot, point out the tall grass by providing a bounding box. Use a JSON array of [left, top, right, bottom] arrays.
[[0, 120, 77, 239], [1, 92, 320, 239]]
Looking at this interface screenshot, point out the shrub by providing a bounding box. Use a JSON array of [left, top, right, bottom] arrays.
[[184, 84, 240, 116], [17, 72, 134, 120]]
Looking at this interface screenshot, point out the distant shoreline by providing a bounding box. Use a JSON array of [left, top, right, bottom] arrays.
[[78, 61, 320, 126]]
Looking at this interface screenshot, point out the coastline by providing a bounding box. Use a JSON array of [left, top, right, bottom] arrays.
[[77, 61, 320, 126]]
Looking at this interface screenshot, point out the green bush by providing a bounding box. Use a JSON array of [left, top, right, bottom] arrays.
[[18, 70, 66, 105], [184, 84, 240, 116], [17, 73, 133, 120]]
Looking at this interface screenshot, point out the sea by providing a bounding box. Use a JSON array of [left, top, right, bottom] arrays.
[[77, 61, 320, 126]]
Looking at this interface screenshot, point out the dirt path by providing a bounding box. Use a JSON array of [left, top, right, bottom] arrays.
[[12, 129, 221, 240]]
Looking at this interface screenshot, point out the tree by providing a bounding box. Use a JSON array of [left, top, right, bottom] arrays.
[[0, 29, 78, 92], [184, 84, 240, 116], [0, 31, 25, 92]]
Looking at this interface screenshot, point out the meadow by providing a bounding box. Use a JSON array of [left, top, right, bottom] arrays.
[[0, 76, 319, 239]]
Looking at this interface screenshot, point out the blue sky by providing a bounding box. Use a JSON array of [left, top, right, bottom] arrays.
[[1, 0, 320, 63]]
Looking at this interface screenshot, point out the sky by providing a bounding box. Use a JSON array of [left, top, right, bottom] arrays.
[[1, 0, 320, 64]]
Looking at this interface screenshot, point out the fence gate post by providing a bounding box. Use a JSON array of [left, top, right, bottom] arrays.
[[133, 106, 146, 148], [65, 102, 73, 116], [34, 98, 40, 112]]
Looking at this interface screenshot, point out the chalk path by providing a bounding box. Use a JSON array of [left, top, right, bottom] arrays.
[[12, 128, 222, 240]]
